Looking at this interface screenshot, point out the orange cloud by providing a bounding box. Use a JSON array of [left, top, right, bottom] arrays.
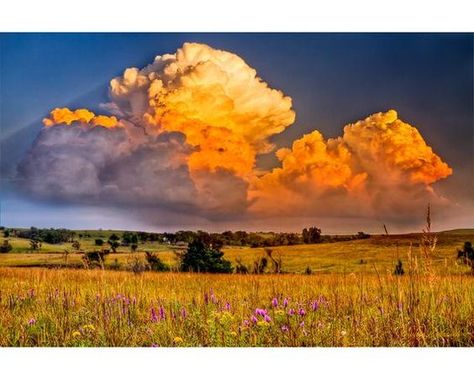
[[43, 107, 120, 129], [29, 44, 454, 222], [250, 110, 452, 217]]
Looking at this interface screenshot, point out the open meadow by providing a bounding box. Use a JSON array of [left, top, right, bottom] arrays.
[[0, 229, 473, 347]]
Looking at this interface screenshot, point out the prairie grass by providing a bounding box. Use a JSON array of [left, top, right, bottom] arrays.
[[0, 267, 472, 347]]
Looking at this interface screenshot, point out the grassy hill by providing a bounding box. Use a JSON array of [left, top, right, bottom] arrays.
[[1, 228, 473, 274]]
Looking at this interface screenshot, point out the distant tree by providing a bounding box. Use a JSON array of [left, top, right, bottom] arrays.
[[305, 266, 313, 275], [178, 238, 233, 273], [357, 232, 371, 239], [0, 240, 13, 253], [72, 240, 81, 251], [131, 243, 138, 253], [29, 239, 41, 251], [82, 250, 109, 270], [108, 234, 120, 253], [145, 252, 169, 272], [3, 229, 10, 238], [302, 227, 322, 244], [95, 238, 104, 246], [394, 259, 405, 276], [264, 248, 283, 274], [457, 241, 474, 274]]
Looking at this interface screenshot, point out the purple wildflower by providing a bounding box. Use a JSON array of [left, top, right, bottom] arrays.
[[283, 298, 289, 308], [159, 305, 166, 320], [151, 343, 159, 347], [288, 308, 296, 316], [281, 325, 289, 333], [299, 321, 305, 328], [224, 302, 231, 311], [181, 307, 187, 319], [150, 307, 159, 323], [243, 319, 250, 327], [250, 315, 258, 324], [298, 308, 306, 317], [28, 318, 36, 326], [271, 298, 278, 307], [263, 314, 272, 323], [255, 308, 268, 317], [311, 300, 319, 312]]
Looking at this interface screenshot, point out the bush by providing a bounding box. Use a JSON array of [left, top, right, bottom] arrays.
[[305, 266, 313, 275], [82, 250, 109, 269], [178, 238, 233, 273], [394, 259, 405, 276], [457, 241, 474, 274], [95, 239, 104, 246], [145, 252, 169, 272], [0, 240, 13, 253]]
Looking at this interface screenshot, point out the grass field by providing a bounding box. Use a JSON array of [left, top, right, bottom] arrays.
[[1, 229, 473, 274], [0, 268, 472, 347], [0, 228, 472, 347]]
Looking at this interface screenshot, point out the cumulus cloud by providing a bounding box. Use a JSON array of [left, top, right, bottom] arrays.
[[16, 43, 453, 226], [250, 110, 452, 220]]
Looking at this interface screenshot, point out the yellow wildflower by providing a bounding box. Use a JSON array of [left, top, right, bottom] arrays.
[[229, 331, 237, 337], [83, 324, 95, 331], [173, 336, 183, 344], [72, 331, 81, 338]]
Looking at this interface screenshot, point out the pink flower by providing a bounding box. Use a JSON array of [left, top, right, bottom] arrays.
[[224, 302, 231, 311], [288, 308, 296, 316], [283, 298, 289, 308], [298, 308, 306, 317], [255, 308, 268, 317], [263, 314, 272, 323], [28, 318, 36, 326], [150, 307, 159, 323], [251, 315, 258, 324], [181, 307, 187, 319], [311, 300, 319, 312], [271, 298, 278, 307], [159, 306, 166, 320], [281, 325, 289, 333]]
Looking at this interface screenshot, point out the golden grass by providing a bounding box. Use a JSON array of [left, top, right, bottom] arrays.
[[0, 267, 472, 347]]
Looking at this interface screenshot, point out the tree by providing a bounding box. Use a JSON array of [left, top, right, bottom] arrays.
[[108, 234, 120, 253], [3, 229, 10, 238], [457, 241, 474, 274], [302, 227, 322, 244], [131, 243, 138, 253], [0, 240, 12, 253], [95, 238, 104, 246], [72, 240, 81, 251], [145, 252, 169, 272], [178, 238, 233, 273], [29, 239, 41, 251]]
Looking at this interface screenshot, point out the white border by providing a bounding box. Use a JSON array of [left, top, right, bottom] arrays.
[[0, 0, 473, 32]]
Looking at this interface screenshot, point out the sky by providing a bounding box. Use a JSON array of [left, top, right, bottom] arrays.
[[0, 33, 472, 233]]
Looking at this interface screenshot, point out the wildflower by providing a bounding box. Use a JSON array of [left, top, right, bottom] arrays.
[[288, 308, 296, 316], [299, 321, 305, 328], [255, 308, 268, 317], [151, 343, 159, 347], [281, 325, 289, 333], [83, 324, 95, 331], [311, 300, 319, 312], [181, 307, 187, 319], [224, 302, 231, 311], [250, 315, 258, 324], [173, 336, 183, 344], [275, 309, 285, 316], [283, 298, 289, 308], [298, 308, 306, 317], [257, 321, 267, 327], [263, 314, 272, 323], [271, 297, 278, 307], [159, 305, 166, 321], [72, 331, 81, 338], [242, 319, 250, 327], [150, 307, 159, 323], [229, 331, 237, 337]]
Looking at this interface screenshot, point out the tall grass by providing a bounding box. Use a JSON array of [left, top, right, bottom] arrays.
[[0, 267, 472, 347]]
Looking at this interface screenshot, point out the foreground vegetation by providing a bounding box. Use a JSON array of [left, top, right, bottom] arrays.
[[0, 267, 472, 347]]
